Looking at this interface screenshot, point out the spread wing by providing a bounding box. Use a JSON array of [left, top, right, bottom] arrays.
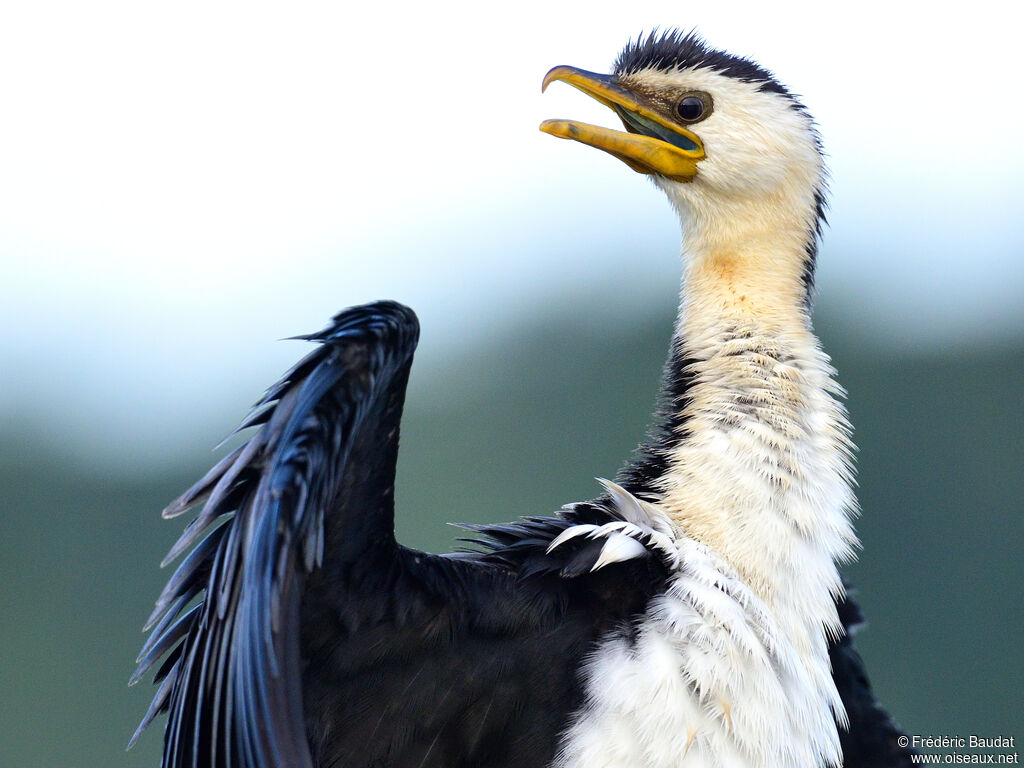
[[131, 301, 667, 768], [130, 301, 420, 768]]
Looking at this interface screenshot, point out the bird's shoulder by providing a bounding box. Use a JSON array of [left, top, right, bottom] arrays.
[[299, 488, 677, 768]]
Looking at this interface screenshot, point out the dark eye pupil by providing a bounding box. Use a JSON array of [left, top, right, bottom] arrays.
[[676, 97, 704, 121]]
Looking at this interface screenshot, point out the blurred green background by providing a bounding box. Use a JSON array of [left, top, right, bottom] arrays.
[[2, 1, 1022, 766], [2, 297, 1022, 767]]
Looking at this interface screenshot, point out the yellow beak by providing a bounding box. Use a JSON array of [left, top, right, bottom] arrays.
[[540, 66, 704, 182]]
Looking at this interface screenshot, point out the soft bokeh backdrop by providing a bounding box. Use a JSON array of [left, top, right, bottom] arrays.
[[1, 2, 1021, 766]]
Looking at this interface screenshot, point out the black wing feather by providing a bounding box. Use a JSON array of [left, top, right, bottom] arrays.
[[132, 301, 419, 768], [832, 585, 918, 767]]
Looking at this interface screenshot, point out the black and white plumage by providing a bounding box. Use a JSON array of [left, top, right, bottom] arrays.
[[133, 31, 915, 768]]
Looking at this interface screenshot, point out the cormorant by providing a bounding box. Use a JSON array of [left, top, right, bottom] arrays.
[[132, 30, 915, 768]]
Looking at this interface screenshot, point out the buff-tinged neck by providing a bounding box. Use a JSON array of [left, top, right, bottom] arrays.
[[655, 192, 856, 645]]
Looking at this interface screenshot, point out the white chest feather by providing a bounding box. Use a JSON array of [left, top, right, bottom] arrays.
[[554, 306, 857, 768], [554, 537, 845, 768]]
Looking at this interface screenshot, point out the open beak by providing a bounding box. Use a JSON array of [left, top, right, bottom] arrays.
[[540, 66, 704, 182]]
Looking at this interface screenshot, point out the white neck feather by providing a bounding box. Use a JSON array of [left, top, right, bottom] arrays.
[[658, 188, 858, 744], [653, 164, 842, 531], [661, 185, 857, 613]]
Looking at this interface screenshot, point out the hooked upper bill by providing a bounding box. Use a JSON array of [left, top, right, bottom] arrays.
[[540, 66, 705, 182]]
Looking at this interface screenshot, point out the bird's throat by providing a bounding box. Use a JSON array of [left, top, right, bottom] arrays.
[[683, 248, 809, 322]]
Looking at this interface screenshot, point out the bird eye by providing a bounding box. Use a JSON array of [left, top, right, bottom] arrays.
[[675, 94, 710, 123]]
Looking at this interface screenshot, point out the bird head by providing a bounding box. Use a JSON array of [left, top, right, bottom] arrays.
[[542, 31, 826, 254]]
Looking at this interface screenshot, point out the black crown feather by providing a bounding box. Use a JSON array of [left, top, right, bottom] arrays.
[[615, 29, 791, 98]]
